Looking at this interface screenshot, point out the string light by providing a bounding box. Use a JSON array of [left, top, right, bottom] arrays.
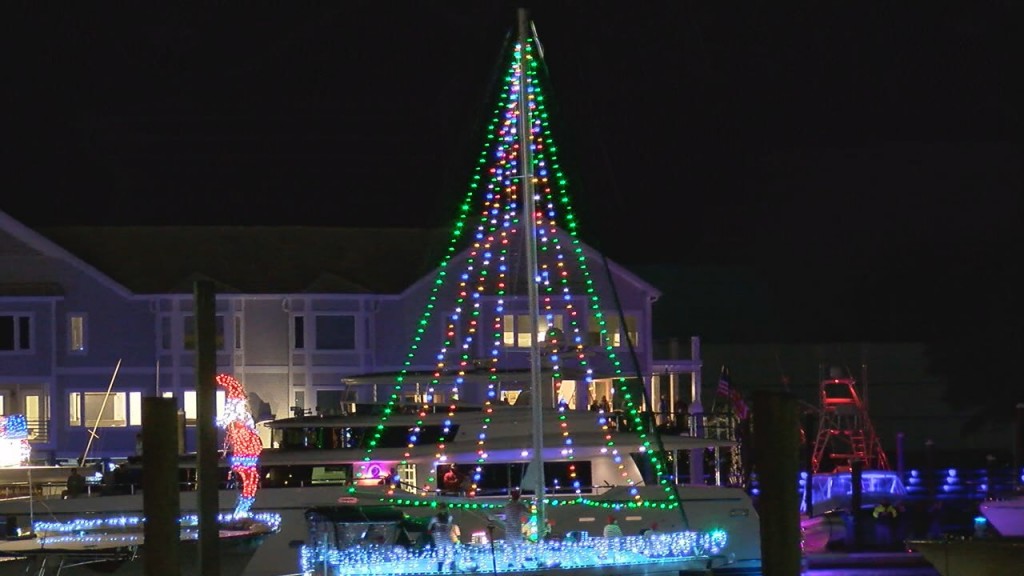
[[216, 374, 263, 517], [300, 530, 728, 575], [352, 31, 671, 508], [31, 512, 282, 543]]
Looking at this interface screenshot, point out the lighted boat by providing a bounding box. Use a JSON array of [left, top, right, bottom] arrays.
[[298, 504, 732, 576], [0, 8, 766, 576], [0, 512, 280, 576], [291, 8, 764, 575], [800, 469, 908, 552]]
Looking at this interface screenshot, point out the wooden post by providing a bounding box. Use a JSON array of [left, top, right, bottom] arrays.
[[851, 459, 864, 551], [753, 390, 801, 576], [143, 397, 180, 576], [195, 280, 220, 575]]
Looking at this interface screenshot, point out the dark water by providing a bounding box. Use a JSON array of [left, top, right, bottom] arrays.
[[802, 565, 937, 569]]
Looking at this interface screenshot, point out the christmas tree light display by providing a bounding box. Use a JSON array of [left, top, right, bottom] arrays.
[[216, 373, 263, 517], [354, 30, 671, 506]]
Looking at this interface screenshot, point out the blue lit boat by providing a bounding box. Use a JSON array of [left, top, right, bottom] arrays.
[[800, 469, 908, 552], [298, 505, 733, 576], [0, 513, 280, 576]]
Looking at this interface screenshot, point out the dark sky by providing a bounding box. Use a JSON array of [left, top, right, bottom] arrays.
[[4, 2, 1021, 342]]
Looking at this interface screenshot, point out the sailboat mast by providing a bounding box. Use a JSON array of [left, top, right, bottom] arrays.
[[517, 7, 547, 535]]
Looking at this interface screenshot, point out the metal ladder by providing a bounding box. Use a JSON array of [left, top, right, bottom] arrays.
[[810, 374, 890, 472]]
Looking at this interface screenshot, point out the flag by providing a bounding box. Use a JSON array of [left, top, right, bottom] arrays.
[[730, 389, 750, 420], [717, 366, 731, 397]]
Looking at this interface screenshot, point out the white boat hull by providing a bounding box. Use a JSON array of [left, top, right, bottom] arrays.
[[980, 497, 1024, 537], [906, 537, 1024, 576], [0, 484, 761, 576], [0, 525, 272, 576]]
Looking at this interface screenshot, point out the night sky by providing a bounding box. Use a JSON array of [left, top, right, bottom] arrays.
[[4, 2, 1021, 345]]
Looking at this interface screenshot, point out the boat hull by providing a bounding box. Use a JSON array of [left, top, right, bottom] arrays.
[[305, 556, 716, 576], [980, 498, 1024, 537], [0, 529, 270, 576], [906, 537, 1024, 576], [0, 484, 761, 576]]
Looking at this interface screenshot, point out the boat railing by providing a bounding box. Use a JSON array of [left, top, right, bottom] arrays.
[[1, 480, 143, 503]]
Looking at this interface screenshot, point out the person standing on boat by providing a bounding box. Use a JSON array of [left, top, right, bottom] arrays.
[[428, 509, 460, 572], [501, 487, 528, 543], [603, 515, 623, 538], [872, 498, 899, 549], [495, 487, 529, 569], [442, 464, 461, 495], [64, 467, 86, 498]]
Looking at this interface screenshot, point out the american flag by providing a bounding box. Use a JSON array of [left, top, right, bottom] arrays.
[[717, 366, 731, 397], [730, 389, 750, 420]]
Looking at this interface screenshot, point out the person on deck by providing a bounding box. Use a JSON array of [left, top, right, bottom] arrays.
[[872, 498, 899, 549], [603, 515, 623, 538], [65, 468, 87, 499], [442, 465, 461, 494], [428, 510, 460, 572]]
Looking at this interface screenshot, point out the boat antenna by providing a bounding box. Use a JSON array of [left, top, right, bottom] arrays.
[[517, 6, 547, 536], [80, 358, 122, 467]]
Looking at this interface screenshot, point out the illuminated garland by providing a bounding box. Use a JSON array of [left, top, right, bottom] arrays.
[[216, 374, 262, 517], [354, 33, 672, 504], [33, 512, 280, 537], [0, 413, 31, 467], [300, 530, 727, 575], [348, 486, 680, 513]]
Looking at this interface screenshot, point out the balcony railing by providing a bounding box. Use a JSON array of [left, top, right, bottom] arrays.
[[25, 418, 50, 444]]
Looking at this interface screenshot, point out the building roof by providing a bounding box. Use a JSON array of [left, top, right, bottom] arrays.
[[38, 226, 453, 295]]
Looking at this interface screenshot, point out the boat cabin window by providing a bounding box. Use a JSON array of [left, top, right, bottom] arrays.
[[441, 461, 592, 496], [274, 424, 459, 450]]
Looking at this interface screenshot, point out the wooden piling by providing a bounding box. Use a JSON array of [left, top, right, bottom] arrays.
[[753, 390, 801, 576], [143, 397, 181, 576], [195, 280, 220, 575]]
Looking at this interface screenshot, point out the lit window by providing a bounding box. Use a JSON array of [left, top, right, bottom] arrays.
[[68, 392, 129, 427], [129, 392, 142, 426], [502, 314, 563, 348], [183, 390, 227, 424], [587, 313, 638, 348], [69, 314, 87, 353]]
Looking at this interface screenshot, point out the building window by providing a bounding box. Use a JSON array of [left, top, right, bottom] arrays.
[[181, 390, 226, 424], [293, 316, 305, 350], [315, 315, 355, 350], [503, 314, 563, 348], [183, 315, 225, 350], [233, 316, 243, 350], [68, 392, 142, 427], [161, 316, 172, 350], [68, 314, 87, 353], [587, 313, 638, 348], [0, 314, 32, 352]]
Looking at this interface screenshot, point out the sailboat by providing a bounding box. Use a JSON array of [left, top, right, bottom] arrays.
[[0, 11, 762, 576], [295, 9, 762, 576]]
